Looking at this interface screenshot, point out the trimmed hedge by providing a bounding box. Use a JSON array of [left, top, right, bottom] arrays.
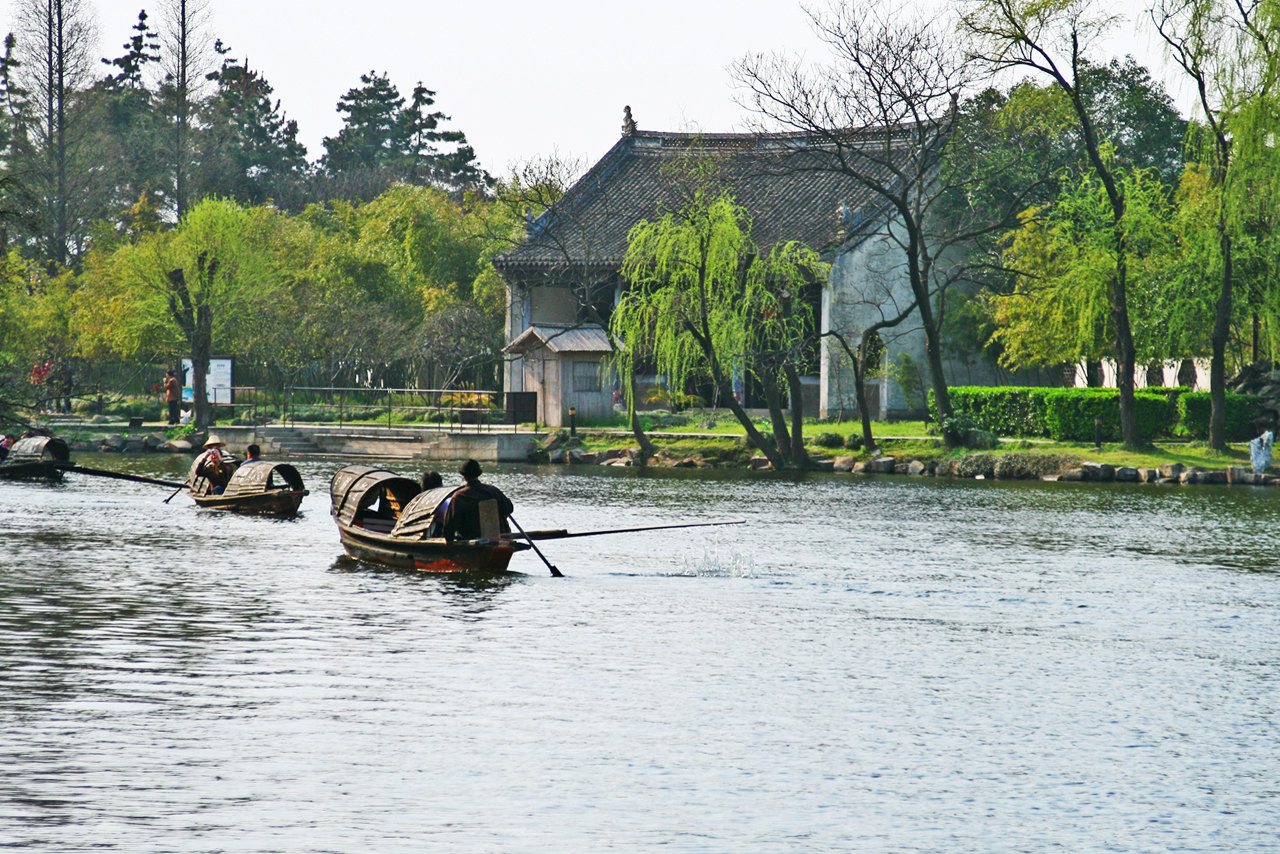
[[929, 387, 1053, 437], [930, 385, 1188, 441], [1042, 388, 1176, 442], [1177, 392, 1260, 441]]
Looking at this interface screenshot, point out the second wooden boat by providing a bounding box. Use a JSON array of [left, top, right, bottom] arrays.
[[0, 436, 70, 481], [188, 458, 308, 516]]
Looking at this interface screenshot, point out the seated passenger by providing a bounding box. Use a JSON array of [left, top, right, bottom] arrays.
[[440, 459, 513, 541], [195, 436, 234, 494]]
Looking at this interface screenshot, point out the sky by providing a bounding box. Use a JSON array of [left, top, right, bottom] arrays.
[[4, 0, 1181, 179]]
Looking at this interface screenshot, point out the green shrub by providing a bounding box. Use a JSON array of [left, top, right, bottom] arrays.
[[1042, 388, 1177, 442], [1177, 392, 1260, 441], [844, 433, 864, 451], [961, 429, 1000, 450], [813, 432, 843, 448], [930, 387, 1052, 437]]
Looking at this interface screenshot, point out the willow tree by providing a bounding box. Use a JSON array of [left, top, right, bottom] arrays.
[[611, 186, 825, 470], [987, 162, 1172, 375], [76, 198, 277, 428], [964, 0, 1145, 448]]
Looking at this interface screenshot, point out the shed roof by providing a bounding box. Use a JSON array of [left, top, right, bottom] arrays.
[[493, 125, 908, 273], [504, 323, 614, 355]]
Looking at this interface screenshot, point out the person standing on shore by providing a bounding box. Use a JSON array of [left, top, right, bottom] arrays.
[[163, 370, 181, 425]]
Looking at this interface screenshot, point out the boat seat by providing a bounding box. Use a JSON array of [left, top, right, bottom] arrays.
[[358, 516, 395, 534]]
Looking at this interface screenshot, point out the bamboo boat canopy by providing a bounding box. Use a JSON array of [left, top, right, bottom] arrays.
[[329, 465, 422, 528], [3, 436, 70, 466], [222, 461, 304, 498], [390, 486, 455, 539]]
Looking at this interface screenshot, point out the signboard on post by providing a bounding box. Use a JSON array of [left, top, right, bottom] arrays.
[[181, 358, 234, 404]]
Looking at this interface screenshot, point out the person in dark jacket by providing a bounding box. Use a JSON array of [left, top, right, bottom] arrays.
[[440, 459, 512, 541]]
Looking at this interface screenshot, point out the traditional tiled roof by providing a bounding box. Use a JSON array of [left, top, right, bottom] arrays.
[[494, 127, 907, 273], [503, 323, 614, 354]]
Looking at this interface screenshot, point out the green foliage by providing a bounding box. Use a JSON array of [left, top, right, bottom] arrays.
[[1043, 388, 1177, 442], [990, 161, 1174, 369], [931, 385, 1192, 442], [813, 432, 843, 448], [929, 386, 1054, 437], [320, 72, 487, 195], [611, 176, 825, 467], [1177, 392, 1260, 441], [843, 433, 864, 451]]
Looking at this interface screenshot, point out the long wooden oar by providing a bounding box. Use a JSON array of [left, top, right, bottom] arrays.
[[62, 464, 187, 489], [507, 515, 563, 578], [507, 519, 745, 542]]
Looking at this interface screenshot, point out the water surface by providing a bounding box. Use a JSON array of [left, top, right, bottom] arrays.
[[1, 459, 1277, 852]]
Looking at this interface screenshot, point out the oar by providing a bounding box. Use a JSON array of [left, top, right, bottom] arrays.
[[162, 484, 186, 503], [507, 515, 563, 578], [62, 464, 187, 489], [507, 519, 745, 542]]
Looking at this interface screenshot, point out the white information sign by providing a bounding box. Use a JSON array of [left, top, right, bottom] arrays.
[[181, 358, 234, 404]]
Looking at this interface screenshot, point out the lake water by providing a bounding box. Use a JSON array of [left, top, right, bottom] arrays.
[[1, 457, 1278, 852]]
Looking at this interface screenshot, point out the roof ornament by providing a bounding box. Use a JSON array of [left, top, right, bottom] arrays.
[[837, 200, 854, 234], [622, 105, 636, 137], [523, 205, 535, 232]]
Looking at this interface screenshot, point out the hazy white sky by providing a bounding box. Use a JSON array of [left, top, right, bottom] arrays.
[[5, 0, 1178, 178]]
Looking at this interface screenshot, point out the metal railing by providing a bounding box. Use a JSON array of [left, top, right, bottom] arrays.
[[282, 387, 505, 431]]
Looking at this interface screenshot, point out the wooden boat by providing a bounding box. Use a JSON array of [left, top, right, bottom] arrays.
[[187, 458, 308, 516], [330, 464, 529, 572], [0, 436, 70, 481]]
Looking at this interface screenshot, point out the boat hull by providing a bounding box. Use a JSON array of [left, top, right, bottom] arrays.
[[337, 524, 527, 572], [193, 489, 306, 516], [0, 461, 64, 482]]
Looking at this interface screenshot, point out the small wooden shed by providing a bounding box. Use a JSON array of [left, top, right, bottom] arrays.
[[503, 323, 614, 427]]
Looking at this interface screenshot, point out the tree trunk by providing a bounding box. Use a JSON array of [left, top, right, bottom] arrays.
[[783, 363, 810, 468], [1112, 253, 1141, 448], [915, 298, 954, 445], [626, 372, 657, 463], [852, 355, 878, 453], [1208, 224, 1232, 451], [759, 370, 794, 466], [191, 323, 211, 429]]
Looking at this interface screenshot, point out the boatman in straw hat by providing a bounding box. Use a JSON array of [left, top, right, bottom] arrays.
[[195, 435, 234, 493], [441, 459, 513, 541]]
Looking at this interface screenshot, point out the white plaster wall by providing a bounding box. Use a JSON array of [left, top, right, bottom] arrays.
[[821, 225, 917, 419]]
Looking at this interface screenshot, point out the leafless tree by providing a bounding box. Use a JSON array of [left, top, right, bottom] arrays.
[[157, 0, 212, 220], [735, 1, 982, 443], [11, 0, 99, 266]]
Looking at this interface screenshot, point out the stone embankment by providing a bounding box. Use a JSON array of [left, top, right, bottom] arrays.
[[539, 441, 1280, 487], [71, 432, 194, 455]]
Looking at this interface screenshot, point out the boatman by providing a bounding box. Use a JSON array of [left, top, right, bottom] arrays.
[[440, 459, 513, 541]]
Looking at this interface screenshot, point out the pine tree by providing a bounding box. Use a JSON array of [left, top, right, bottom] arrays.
[[196, 45, 308, 207]]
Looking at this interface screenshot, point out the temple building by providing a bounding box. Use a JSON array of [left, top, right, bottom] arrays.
[[494, 109, 1035, 427]]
